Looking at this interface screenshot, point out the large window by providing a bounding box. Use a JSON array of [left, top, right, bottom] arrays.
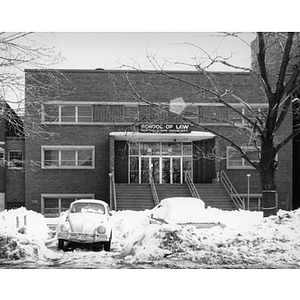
[[41, 195, 94, 217], [43, 104, 93, 123], [42, 146, 95, 169], [8, 150, 23, 169], [198, 105, 268, 125], [43, 103, 137, 124], [42, 102, 268, 125], [226, 146, 260, 169]]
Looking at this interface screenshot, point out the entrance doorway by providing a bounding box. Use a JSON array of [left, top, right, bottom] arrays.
[[129, 142, 192, 184]]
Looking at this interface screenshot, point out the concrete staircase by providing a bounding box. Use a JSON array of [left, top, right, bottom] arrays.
[[115, 182, 237, 211], [194, 183, 237, 211], [156, 184, 191, 200], [115, 183, 154, 211]]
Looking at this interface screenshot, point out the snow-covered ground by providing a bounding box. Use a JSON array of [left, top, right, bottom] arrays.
[[1, 205, 299, 299], [1, 205, 300, 268]]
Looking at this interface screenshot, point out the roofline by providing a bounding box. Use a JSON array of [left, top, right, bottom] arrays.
[[24, 68, 253, 76]]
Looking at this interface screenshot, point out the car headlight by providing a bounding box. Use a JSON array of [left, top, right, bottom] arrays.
[[60, 224, 70, 232], [97, 225, 106, 234]]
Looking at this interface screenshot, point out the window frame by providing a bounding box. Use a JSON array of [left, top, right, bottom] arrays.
[[41, 146, 95, 169], [0, 147, 4, 160], [43, 103, 93, 124], [8, 150, 23, 169], [226, 146, 260, 170], [197, 104, 269, 126], [41, 194, 95, 217]]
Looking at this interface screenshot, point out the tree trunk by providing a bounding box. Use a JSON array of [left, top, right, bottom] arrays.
[[258, 140, 278, 217]]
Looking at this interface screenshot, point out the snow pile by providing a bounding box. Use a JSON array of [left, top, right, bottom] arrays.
[[0, 207, 59, 261], [111, 209, 150, 250], [1, 205, 300, 268], [115, 208, 300, 268]]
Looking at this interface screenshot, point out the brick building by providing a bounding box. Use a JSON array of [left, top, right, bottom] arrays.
[[0, 66, 294, 216]]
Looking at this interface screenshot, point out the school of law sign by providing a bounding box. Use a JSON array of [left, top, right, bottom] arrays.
[[139, 123, 191, 133]]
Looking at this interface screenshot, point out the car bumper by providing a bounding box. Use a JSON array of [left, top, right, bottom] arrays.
[[57, 232, 110, 243]]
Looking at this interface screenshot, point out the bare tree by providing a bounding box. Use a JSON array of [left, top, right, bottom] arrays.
[[122, 32, 300, 217], [0, 32, 64, 133], [0, 32, 65, 171]]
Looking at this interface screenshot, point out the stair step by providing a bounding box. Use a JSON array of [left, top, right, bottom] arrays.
[[115, 183, 154, 211], [115, 182, 237, 211], [194, 183, 236, 211]]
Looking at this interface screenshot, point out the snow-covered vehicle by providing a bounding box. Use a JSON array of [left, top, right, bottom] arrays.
[[149, 197, 226, 229], [56, 199, 113, 251]]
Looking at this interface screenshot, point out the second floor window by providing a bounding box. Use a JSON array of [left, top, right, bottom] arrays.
[[8, 150, 23, 169], [43, 104, 93, 123]]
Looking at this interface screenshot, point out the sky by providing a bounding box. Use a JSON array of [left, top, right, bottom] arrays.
[[34, 32, 256, 71]]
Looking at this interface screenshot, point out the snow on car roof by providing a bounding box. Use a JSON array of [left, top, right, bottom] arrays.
[[71, 199, 108, 206], [160, 197, 205, 206], [158, 197, 207, 223]]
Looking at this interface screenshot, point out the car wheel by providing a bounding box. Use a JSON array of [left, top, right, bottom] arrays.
[[58, 239, 65, 250], [103, 233, 112, 252]]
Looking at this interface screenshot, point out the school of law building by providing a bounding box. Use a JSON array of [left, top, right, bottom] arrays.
[[0, 66, 295, 217]]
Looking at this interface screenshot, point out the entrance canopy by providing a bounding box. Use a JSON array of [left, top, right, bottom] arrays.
[[109, 131, 215, 142]]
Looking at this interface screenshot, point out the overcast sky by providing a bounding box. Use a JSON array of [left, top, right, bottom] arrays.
[[35, 32, 256, 71]]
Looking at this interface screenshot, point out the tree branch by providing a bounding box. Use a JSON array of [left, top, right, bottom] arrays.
[[275, 32, 294, 101], [257, 33, 274, 103]]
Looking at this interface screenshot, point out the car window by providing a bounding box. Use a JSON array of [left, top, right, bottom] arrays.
[[71, 203, 105, 214]]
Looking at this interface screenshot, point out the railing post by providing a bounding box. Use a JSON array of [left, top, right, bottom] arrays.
[[109, 172, 113, 209], [109, 171, 117, 211], [148, 169, 159, 206]]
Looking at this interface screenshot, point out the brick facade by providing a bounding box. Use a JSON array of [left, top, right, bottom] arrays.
[[0, 67, 295, 214]]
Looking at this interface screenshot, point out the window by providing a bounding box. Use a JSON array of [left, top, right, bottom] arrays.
[[43, 104, 93, 123], [43, 103, 139, 124], [226, 146, 260, 169], [198, 106, 228, 124], [0, 147, 4, 166], [41, 195, 94, 217], [197, 105, 268, 125], [8, 150, 23, 169], [139, 105, 182, 123], [42, 146, 95, 169], [0, 147, 4, 160]]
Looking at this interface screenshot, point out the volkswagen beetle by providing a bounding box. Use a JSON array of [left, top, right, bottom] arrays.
[[56, 199, 113, 251]]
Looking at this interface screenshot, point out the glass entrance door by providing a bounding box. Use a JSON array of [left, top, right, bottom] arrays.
[[162, 157, 181, 183], [141, 156, 160, 183], [129, 142, 192, 184]]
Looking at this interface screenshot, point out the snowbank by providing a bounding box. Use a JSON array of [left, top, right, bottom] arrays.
[[113, 208, 300, 267], [0, 207, 59, 261], [1, 205, 300, 268]]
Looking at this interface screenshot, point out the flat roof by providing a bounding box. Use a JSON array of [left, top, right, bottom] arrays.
[[24, 68, 252, 76]]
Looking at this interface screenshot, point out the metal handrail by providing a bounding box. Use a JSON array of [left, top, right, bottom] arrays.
[[148, 170, 159, 206], [219, 170, 245, 210], [184, 171, 200, 199], [109, 171, 117, 211]]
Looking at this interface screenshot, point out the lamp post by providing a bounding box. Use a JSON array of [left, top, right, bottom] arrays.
[[247, 174, 251, 210]]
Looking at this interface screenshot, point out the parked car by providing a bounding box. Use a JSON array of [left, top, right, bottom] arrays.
[[149, 197, 226, 229], [56, 199, 113, 251]]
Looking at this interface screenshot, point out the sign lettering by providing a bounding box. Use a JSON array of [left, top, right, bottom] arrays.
[[139, 124, 191, 133]]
